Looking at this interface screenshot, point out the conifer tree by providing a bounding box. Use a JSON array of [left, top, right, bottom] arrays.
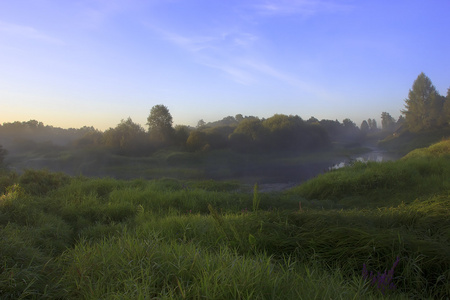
[[402, 73, 444, 132]]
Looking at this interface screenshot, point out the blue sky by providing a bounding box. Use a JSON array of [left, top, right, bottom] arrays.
[[1, 0, 449, 130]]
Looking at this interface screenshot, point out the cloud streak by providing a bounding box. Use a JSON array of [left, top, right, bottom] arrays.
[[143, 1, 346, 97], [250, 0, 353, 17], [150, 25, 259, 84], [150, 23, 331, 97], [241, 59, 332, 99], [0, 21, 63, 45]]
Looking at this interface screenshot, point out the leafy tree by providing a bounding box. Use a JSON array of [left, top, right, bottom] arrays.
[[233, 118, 267, 142], [260, 114, 329, 151], [332, 118, 361, 143], [147, 104, 174, 144], [103, 117, 147, 154], [186, 130, 207, 152], [206, 116, 239, 127], [174, 125, 191, 148], [197, 119, 206, 129], [381, 112, 396, 132], [204, 126, 234, 150], [402, 73, 444, 132], [229, 118, 266, 151], [263, 114, 303, 149], [342, 118, 355, 128], [307, 116, 320, 124], [320, 119, 342, 138], [367, 118, 378, 131], [73, 128, 103, 147]]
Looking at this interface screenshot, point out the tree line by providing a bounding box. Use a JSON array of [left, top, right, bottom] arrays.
[[0, 110, 361, 156], [1, 72, 449, 159]]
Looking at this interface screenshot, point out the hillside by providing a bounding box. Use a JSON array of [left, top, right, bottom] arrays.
[[290, 139, 450, 208]]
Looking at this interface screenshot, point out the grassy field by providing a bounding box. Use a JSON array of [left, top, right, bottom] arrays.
[[0, 140, 449, 299]]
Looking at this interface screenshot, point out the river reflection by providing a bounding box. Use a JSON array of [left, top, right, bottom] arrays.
[[330, 150, 401, 170]]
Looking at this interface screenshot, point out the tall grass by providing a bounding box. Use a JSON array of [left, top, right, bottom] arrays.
[[0, 140, 449, 298]]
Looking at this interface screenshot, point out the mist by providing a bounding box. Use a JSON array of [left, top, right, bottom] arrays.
[[0, 112, 400, 190]]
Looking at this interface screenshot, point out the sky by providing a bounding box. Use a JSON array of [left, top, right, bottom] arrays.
[[1, 0, 449, 130]]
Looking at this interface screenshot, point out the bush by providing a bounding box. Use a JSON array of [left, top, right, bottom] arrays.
[[19, 169, 70, 196]]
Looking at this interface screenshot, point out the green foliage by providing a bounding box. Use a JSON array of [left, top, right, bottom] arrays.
[[103, 117, 148, 155], [186, 130, 208, 152], [381, 112, 396, 132], [228, 114, 331, 152], [229, 117, 267, 151], [173, 124, 191, 148], [0, 171, 18, 194], [146, 104, 174, 144], [19, 169, 70, 196], [204, 125, 234, 150]]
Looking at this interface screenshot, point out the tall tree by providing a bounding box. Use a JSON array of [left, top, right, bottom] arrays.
[[146, 104, 174, 144], [402, 73, 443, 131], [360, 120, 369, 133], [381, 112, 396, 132], [367, 118, 378, 131]]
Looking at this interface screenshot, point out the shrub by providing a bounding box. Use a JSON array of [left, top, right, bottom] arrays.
[[19, 169, 70, 196]]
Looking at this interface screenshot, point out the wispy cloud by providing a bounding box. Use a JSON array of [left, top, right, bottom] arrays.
[[0, 21, 63, 45], [152, 28, 218, 53], [143, 1, 338, 97], [149, 25, 260, 84], [202, 60, 257, 85], [150, 25, 330, 97], [76, 0, 155, 29], [151, 25, 259, 54], [77, 0, 126, 29], [241, 59, 332, 98], [251, 0, 352, 17]]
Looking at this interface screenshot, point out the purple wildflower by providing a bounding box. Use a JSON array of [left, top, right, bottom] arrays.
[[362, 257, 400, 295]]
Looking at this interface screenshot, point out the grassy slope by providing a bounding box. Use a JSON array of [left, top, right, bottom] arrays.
[[290, 139, 450, 207], [0, 140, 449, 299]]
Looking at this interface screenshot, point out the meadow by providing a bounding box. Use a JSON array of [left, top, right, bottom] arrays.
[[0, 140, 449, 299]]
